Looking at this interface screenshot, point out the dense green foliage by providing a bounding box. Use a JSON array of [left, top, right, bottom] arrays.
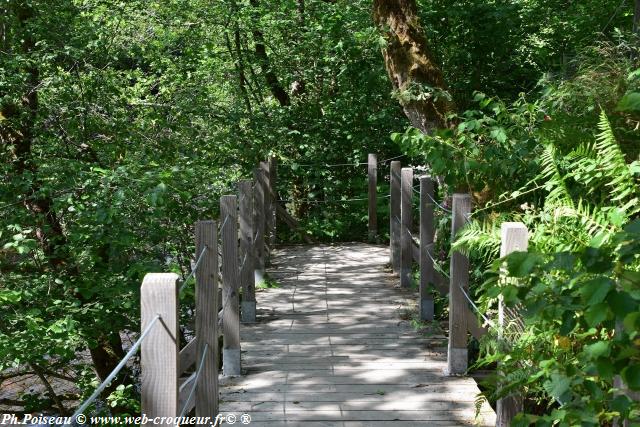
[[0, 0, 402, 414], [398, 32, 640, 425], [1, 0, 638, 421]]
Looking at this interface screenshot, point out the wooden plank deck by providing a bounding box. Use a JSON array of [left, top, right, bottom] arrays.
[[219, 243, 496, 426]]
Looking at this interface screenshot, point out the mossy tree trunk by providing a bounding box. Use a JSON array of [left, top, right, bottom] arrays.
[[373, 0, 453, 133]]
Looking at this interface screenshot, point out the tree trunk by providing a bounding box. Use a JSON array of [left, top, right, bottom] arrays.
[[249, 0, 291, 106], [4, 3, 131, 403], [225, 30, 253, 114], [373, 0, 453, 133]]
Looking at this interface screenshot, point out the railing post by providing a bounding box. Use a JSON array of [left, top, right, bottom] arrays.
[[260, 160, 272, 264], [253, 168, 265, 285], [141, 273, 179, 418], [221, 195, 241, 376], [496, 222, 528, 426], [195, 221, 218, 418], [389, 161, 401, 273], [238, 180, 256, 323], [419, 176, 435, 321], [368, 153, 377, 240], [447, 193, 471, 375], [268, 156, 277, 248], [400, 167, 413, 288]]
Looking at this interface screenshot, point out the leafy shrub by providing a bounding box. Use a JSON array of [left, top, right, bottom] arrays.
[[477, 220, 640, 426]]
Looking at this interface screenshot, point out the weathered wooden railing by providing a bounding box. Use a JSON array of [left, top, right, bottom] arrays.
[[66, 157, 283, 422], [367, 153, 530, 426], [139, 157, 283, 418], [70, 153, 531, 424]]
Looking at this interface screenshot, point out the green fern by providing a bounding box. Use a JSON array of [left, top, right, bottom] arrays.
[[529, 111, 637, 249], [452, 216, 503, 262], [593, 110, 638, 206], [474, 393, 489, 419], [539, 143, 574, 209]]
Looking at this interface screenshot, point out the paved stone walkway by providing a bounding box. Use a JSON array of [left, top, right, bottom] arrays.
[[219, 243, 496, 426]]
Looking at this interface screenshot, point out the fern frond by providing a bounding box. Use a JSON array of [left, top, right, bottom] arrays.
[[452, 217, 502, 262], [474, 394, 489, 419], [552, 199, 618, 239], [566, 141, 595, 161], [540, 143, 573, 208], [594, 110, 637, 203]]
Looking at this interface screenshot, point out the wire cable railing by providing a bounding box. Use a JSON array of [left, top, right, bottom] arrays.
[[239, 253, 248, 272], [279, 154, 405, 169], [177, 343, 209, 418], [456, 282, 496, 329], [424, 191, 452, 214], [220, 214, 231, 232], [218, 286, 234, 327], [179, 246, 209, 293], [278, 194, 391, 204], [66, 315, 162, 424]]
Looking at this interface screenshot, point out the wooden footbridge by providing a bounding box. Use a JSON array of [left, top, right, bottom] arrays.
[[70, 155, 531, 426], [220, 243, 496, 426]]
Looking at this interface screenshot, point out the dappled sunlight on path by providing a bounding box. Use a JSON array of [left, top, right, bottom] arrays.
[[219, 244, 496, 426]]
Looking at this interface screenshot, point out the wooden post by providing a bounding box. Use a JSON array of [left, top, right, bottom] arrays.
[[389, 160, 401, 273], [419, 176, 435, 321], [253, 168, 266, 286], [194, 221, 218, 417], [220, 195, 241, 376], [261, 160, 272, 264], [368, 153, 377, 240], [496, 222, 528, 426], [141, 273, 179, 418], [268, 156, 277, 248], [238, 180, 256, 323], [447, 193, 471, 375], [400, 167, 413, 288]]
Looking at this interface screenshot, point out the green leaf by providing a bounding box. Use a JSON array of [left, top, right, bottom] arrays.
[[622, 365, 640, 390], [580, 277, 613, 305], [506, 252, 543, 277], [584, 303, 608, 327], [616, 92, 640, 112], [490, 127, 507, 143], [0, 290, 22, 303], [548, 252, 576, 271], [595, 359, 615, 379], [583, 341, 610, 359], [623, 312, 640, 334], [543, 373, 571, 401], [560, 310, 577, 335], [608, 291, 637, 319]]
